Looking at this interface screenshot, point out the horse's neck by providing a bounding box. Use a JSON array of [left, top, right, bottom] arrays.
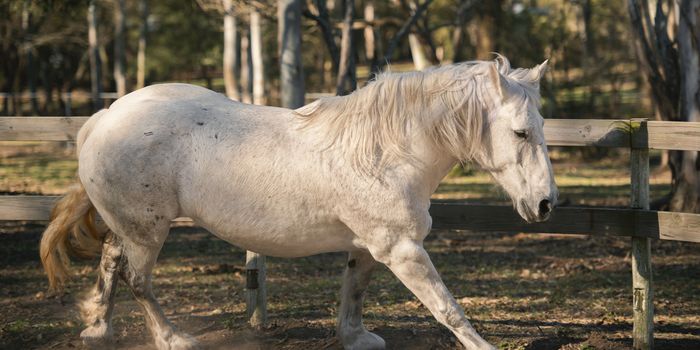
[[403, 126, 459, 197]]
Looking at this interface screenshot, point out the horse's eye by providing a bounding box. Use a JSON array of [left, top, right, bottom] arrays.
[[514, 130, 528, 139]]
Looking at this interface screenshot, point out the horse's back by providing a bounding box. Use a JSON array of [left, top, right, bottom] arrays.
[[78, 85, 276, 222], [77, 84, 318, 234]]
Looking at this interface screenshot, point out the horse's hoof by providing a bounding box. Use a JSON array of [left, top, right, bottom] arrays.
[[156, 332, 200, 350], [80, 321, 113, 348], [341, 330, 385, 350]]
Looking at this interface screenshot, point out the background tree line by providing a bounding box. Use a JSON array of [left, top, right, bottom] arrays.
[[1, 0, 642, 115], [1, 0, 698, 211]]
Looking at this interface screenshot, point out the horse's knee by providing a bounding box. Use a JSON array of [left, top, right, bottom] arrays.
[[369, 239, 425, 267]]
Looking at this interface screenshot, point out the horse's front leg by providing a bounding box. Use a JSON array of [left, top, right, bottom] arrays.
[[337, 250, 385, 350], [370, 239, 495, 350]]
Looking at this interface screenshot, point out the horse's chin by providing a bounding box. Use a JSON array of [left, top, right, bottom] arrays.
[[516, 199, 538, 223]]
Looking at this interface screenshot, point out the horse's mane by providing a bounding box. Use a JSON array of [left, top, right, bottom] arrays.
[[294, 55, 540, 174]]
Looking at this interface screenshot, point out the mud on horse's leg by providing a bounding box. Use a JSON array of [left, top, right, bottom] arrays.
[[337, 250, 385, 350], [119, 238, 199, 350], [80, 232, 122, 347]]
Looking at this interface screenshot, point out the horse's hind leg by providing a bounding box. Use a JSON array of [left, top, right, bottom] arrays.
[[337, 250, 385, 350], [118, 231, 199, 350], [80, 231, 122, 347]]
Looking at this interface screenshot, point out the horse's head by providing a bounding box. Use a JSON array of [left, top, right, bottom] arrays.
[[477, 58, 558, 223]]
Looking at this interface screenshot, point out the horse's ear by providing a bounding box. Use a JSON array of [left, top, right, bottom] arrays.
[[488, 62, 508, 99], [528, 59, 549, 83]]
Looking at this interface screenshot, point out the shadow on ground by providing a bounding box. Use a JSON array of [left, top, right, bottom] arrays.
[[1, 223, 699, 349]]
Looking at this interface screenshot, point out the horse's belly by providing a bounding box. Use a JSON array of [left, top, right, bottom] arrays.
[[196, 213, 358, 258]]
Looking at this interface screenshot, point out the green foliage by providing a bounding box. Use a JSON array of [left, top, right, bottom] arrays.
[[144, 0, 222, 82]]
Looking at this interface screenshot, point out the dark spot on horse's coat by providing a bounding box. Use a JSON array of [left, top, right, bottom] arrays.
[[90, 178, 94, 183], [202, 107, 208, 111], [142, 184, 149, 188], [348, 259, 356, 268], [196, 122, 204, 126], [144, 131, 154, 136], [214, 133, 218, 139], [146, 208, 154, 213]]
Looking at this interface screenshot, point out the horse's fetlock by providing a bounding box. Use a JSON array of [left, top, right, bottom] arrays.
[[79, 289, 108, 324], [80, 319, 113, 346]]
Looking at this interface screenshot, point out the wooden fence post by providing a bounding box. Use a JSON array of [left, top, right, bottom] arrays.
[[63, 92, 72, 117], [245, 251, 267, 328], [630, 118, 653, 350]]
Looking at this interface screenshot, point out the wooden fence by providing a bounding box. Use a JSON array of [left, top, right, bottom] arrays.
[[2, 117, 700, 349]]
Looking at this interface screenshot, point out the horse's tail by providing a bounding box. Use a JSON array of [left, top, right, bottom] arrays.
[[40, 109, 108, 291]]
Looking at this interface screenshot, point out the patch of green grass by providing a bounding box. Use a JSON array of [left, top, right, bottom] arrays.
[[3, 319, 30, 333]]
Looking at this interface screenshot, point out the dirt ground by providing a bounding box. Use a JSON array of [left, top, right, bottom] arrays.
[[1, 222, 699, 350], [1, 143, 698, 349]]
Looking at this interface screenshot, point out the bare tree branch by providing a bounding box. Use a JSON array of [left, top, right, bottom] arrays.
[[373, 0, 435, 75], [302, 0, 339, 73]]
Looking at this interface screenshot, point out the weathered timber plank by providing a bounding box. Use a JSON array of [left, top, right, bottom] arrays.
[[2, 196, 699, 243], [245, 251, 267, 328], [0, 117, 89, 141], [637, 121, 700, 151], [630, 129, 653, 350], [0, 196, 57, 221], [544, 119, 630, 147], [429, 203, 636, 236], [642, 211, 700, 243], [1, 117, 700, 151], [429, 203, 700, 243]]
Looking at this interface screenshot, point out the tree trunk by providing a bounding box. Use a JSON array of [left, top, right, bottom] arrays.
[[113, 0, 127, 97], [364, 1, 377, 72], [336, 0, 356, 96], [628, 0, 700, 213], [250, 8, 265, 105], [278, 0, 305, 108], [136, 0, 148, 89], [669, 0, 700, 212], [451, 18, 464, 63], [223, 0, 240, 100], [473, 0, 500, 59], [408, 33, 430, 70], [627, 0, 679, 122], [88, 0, 103, 110], [240, 29, 252, 104], [374, 0, 434, 75], [22, 1, 39, 115]]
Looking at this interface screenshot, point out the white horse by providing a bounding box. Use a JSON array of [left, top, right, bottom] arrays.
[[41, 56, 557, 350]]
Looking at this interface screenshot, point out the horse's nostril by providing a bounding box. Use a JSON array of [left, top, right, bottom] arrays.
[[538, 199, 551, 216]]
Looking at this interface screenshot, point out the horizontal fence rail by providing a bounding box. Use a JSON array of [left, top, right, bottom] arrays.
[[2, 196, 699, 244], [2, 117, 700, 151]]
